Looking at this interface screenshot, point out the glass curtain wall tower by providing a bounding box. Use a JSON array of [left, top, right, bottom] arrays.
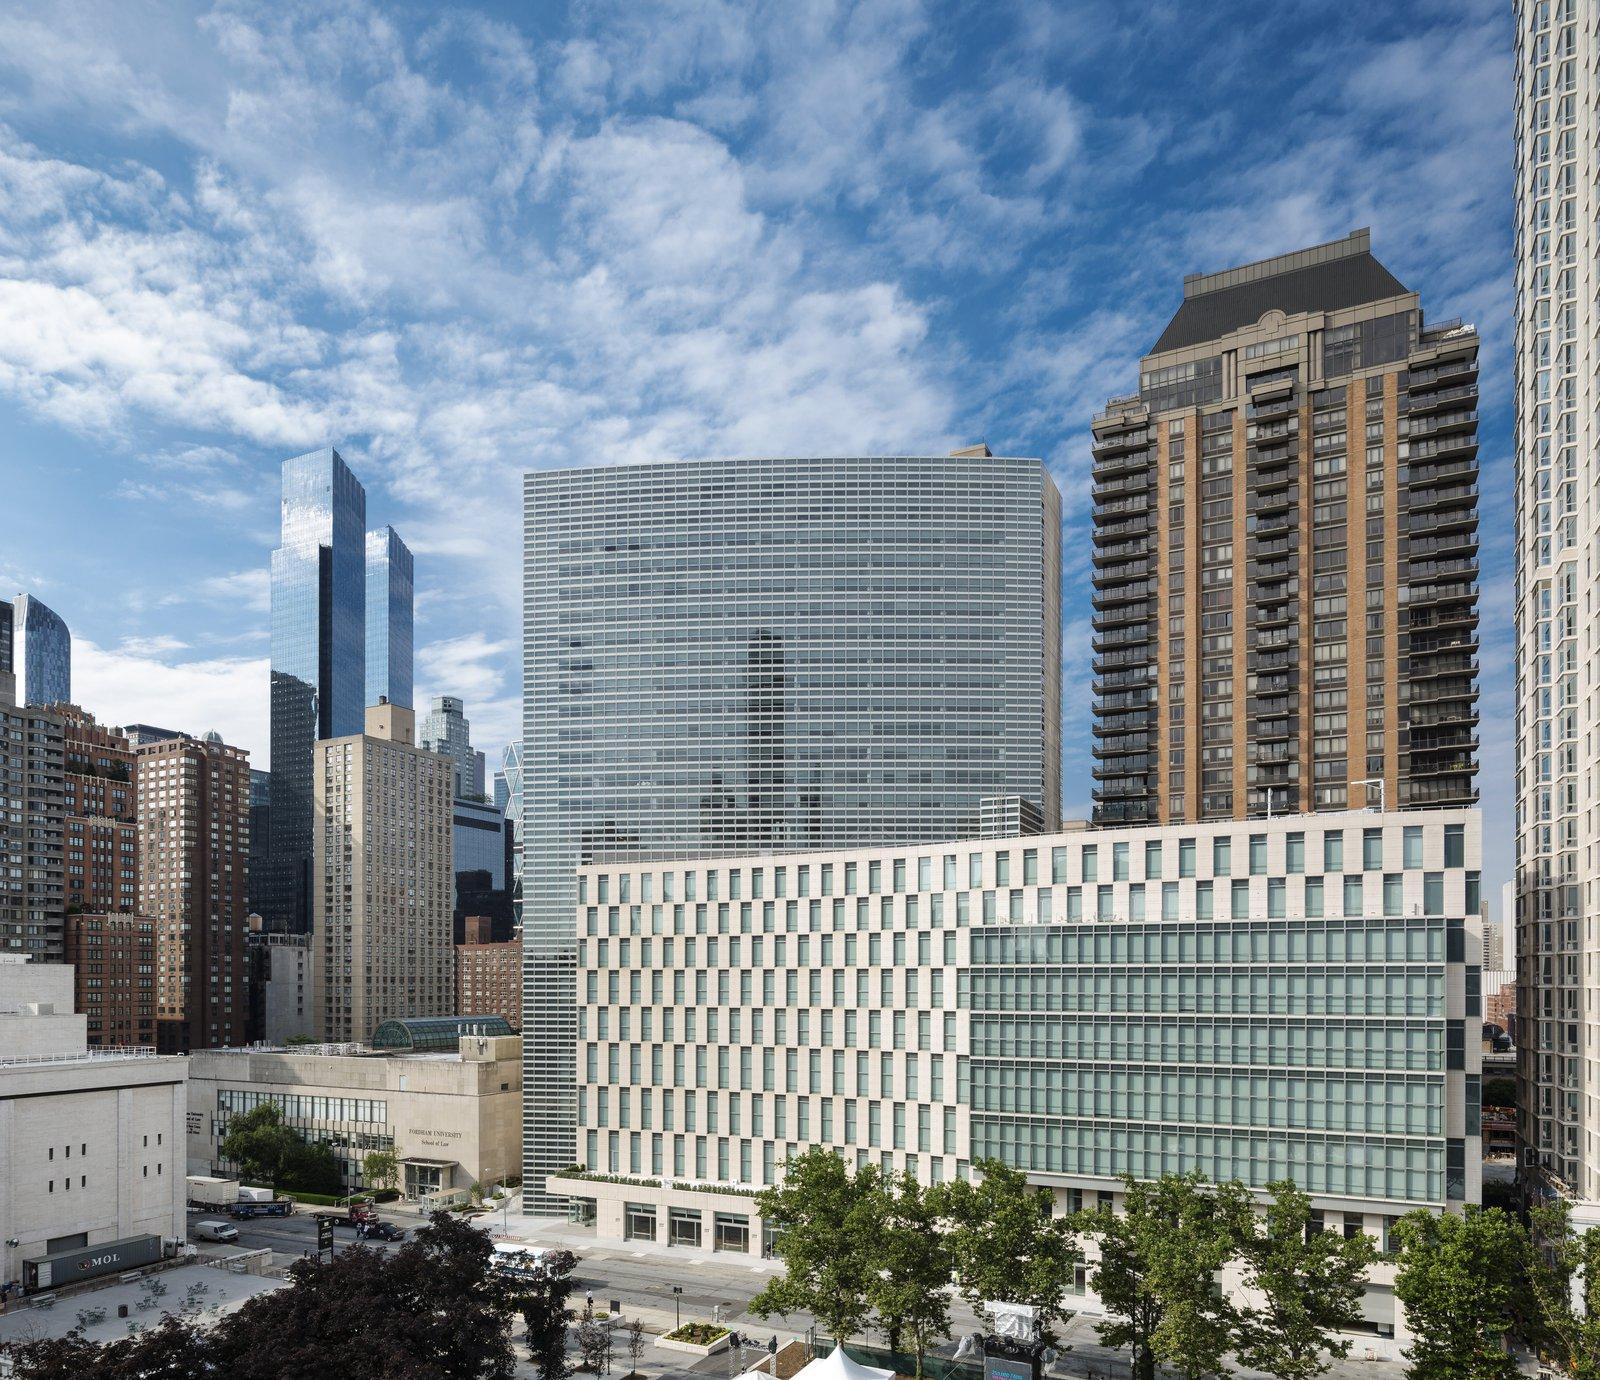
[[1091, 230, 1479, 824], [522, 452, 1062, 1211], [366, 527, 414, 711], [266, 449, 368, 934], [0, 594, 72, 707], [1515, 0, 1600, 1217]]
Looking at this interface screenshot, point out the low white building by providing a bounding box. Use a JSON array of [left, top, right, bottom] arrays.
[[0, 958, 187, 1288], [187, 1021, 522, 1201], [548, 809, 1485, 1356]]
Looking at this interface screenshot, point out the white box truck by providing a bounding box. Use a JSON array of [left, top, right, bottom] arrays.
[[186, 1176, 240, 1209]]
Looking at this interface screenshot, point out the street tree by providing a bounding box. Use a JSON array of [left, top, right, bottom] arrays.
[[751, 1147, 881, 1343], [364, 1150, 400, 1194], [1526, 1200, 1600, 1378], [1079, 1173, 1251, 1380], [1233, 1181, 1374, 1380], [932, 1158, 1081, 1338], [625, 1319, 647, 1377], [867, 1171, 953, 1378], [1392, 1207, 1525, 1380], [219, 1102, 299, 1193], [520, 1249, 580, 1380]]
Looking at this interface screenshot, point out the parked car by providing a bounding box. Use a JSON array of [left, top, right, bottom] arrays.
[[192, 1221, 239, 1244], [358, 1221, 405, 1242]]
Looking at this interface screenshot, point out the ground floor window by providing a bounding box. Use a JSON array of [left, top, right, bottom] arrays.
[[625, 1203, 657, 1242], [714, 1212, 749, 1253], [669, 1208, 702, 1248], [568, 1197, 597, 1227], [761, 1222, 781, 1258]]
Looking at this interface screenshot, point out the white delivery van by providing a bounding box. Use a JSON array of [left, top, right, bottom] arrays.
[[193, 1221, 239, 1243]]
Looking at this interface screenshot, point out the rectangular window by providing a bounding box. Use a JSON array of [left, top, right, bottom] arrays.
[[1248, 835, 1267, 876], [1231, 879, 1249, 919], [1402, 826, 1423, 870], [1444, 824, 1465, 869], [1363, 828, 1383, 871], [1383, 874, 1403, 917], [1343, 875, 1363, 915], [1423, 872, 1444, 915], [1179, 839, 1195, 877], [1213, 837, 1230, 877], [1267, 877, 1285, 919], [1323, 832, 1344, 872], [1196, 881, 1213, 921], [1112, 843, 1129, 881], [1144, 841, 1161, 879], [1082, 847, 1098, 883], [1305, 876, 1323, 918]]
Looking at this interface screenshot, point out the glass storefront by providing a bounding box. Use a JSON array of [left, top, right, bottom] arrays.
[[669, 1208, 702, 1248], [624, 1203, 657, 1242], [713, 1212, 749, 1253]]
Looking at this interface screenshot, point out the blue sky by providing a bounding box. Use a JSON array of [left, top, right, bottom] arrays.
[[0, 0, 1514, 907]]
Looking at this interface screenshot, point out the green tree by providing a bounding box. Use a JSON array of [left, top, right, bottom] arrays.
[[932, 1158, 1081, 1338], [519, 1249, 579, 1380], [1079, 1173, 1251, 1380], [5, 1212, 522, 1379], [750, 1147, 880, 1344], [866, 1172, 952, 1378], [1392, 1207, 1525, 1380], [364, 1150, 399, 1194], [1233, 1181, 1374, 1380], [219, 1103, 299, 1193], [1527, 1200, 1600, 1378]]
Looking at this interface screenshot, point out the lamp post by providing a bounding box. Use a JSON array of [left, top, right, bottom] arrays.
[[673, 1285, 683, 1332], [1352, 777, 1387, 813]]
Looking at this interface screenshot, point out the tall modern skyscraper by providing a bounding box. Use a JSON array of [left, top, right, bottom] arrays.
[[420, 695, 485, 798], [265, 449, 413, 933], [366, 526, 414, 710], [1515, 4, 1598, 1216], [1091, 230, 1479, 825], [0, 594, 71, 706], [521, 451, 1062, 1210]]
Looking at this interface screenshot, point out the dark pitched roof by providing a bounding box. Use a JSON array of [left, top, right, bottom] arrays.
[[1150, 240, 1411, 355]]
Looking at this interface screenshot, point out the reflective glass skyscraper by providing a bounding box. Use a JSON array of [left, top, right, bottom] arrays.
[[521, 452, 1063, 1210], [0, 594, 72, 707], [266, 449, 368, 933], [366, 526, 414, 711]]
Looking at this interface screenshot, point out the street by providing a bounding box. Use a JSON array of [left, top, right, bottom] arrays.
[[190, 1208, 410, 1259]]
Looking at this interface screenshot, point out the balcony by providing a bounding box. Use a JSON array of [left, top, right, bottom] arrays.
[[1407, 482, 1478, 513], [1407, 531, 1478, 561], [1406, 382, 1478, 413], [1093, 600, 1155, 632], [1409, 433, 1478, 462], [1407, 356, 1476, 389], [1408, 409, 1477, 438]]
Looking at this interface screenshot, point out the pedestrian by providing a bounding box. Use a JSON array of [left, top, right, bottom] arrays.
[[768, 1336, 777, 1357]]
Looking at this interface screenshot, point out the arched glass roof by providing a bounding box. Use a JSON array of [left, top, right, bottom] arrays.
[[369, 1014, 515, 1051]]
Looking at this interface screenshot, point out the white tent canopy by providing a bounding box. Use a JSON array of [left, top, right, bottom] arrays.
[[792, 1346, 895, 1380]]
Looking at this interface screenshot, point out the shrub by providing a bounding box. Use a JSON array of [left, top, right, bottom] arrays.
[[664, 1324, 729, 1346]]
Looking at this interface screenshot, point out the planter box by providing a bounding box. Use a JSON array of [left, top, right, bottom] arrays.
[[656, 1331, 731, 1358]]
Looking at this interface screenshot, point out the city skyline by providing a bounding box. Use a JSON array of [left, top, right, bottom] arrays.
[[0, 1, 1516, 905]]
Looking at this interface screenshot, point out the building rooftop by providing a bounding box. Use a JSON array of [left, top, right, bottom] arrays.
[[1150, 229, 1410, 354]]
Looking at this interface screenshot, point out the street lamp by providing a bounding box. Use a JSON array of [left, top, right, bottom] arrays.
[[673, 1285, 683, 1332], [1352, 777, 1386, 813]]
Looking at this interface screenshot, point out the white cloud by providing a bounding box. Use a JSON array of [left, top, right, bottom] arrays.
[[196, 568, 271, 613], [74, 639, 268, 766]]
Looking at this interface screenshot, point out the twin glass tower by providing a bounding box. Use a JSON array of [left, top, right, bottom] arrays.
[[265, 449, 413, 934]]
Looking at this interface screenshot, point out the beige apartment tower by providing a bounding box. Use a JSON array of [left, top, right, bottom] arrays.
[[1091, 230, 1479, 825], [312, 701, 453, 1042]]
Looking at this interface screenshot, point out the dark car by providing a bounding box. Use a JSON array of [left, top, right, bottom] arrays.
[[358, 1221, 406, 1242]]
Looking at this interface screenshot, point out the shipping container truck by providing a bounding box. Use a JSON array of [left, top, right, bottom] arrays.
[[185, 1175, 241, 1208], [23, 1234, 163, 1293]]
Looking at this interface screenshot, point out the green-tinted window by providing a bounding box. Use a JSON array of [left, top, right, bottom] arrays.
[[1023, 850, 1038, 885], [1344, 875, 1364, 915], [1145, 841, 1162, 879], [1423, 873, 1444, 914], [1249, 835, 1267, 875], [1324, 832, 1344, 871], [1304, 877, 1324, 917], [1402, 826, 1423, 870], [1444, 824, 1465, 869], [1268, 877, 1286, 918], [1162, 882, 1179, 920], [1213, 837, 1231, 877], [1051, 847, 1067, 883], [1083, 847, 1099, 883], [1231, 879, 1249, 919], [1113, 843, 1129, 881], [1363, 829, 1383, 871], [996, 853, 1011, 886], [1383, 874, 1403, 917], [1196, 881, 1213, 920], [1179, 839, 1196, 877]]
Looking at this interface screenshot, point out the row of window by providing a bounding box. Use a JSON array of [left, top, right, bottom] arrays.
[[577, 823, 1471, 903]]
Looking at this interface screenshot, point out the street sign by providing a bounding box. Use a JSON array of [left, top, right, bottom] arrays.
[[317, 1217, 333, 1252]]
